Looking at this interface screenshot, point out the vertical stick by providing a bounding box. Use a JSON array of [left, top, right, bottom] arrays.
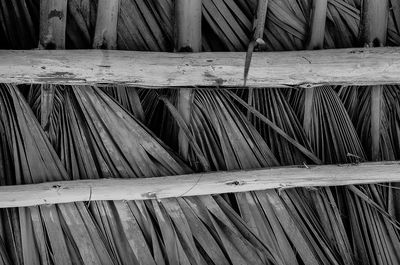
[[244, 0, 268, 86], [360, 0, 389, 160], [303, 0, 327, 135], [39, 0, 66, 130], [40, 84, 55, 130], [253, 0, 269, 42], [245, 0, 269, 117], [93, 0, 120, 49], [174, 0, 202, 53], [370, 86, 382, 161], [360, 0, 395, 216], [177, 89, 192, 159], [175, 0, 202, 160], [360, 0, 389, 47], [306, 0, 327, 50], [303, 88, 314, 137], [39, 0, 68, 49]]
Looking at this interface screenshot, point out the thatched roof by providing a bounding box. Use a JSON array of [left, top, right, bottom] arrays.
[[2, 0, 400, 50], [1, 0, 400, 265]]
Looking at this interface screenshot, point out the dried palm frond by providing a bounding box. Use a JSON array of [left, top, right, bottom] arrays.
[[287, 85, 400, 265], [66, 0, 97, 48], [122, 87, 358, 264], [3, 0, 400, 264], [0, 83, 116, 265], [24, 84, 284, 265], [235, 88, 313, 165], [0, 0, 38, 49], [117, 0, 173, 51], [338, 86, 400, 161], [288, 86, 365, 163]]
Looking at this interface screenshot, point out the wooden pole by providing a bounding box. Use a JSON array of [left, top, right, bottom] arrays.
[[243, 0, 268, 85], [174, 0, 202, 53], [306, 0, 327, 50], [0, 161, 399, 208], [1, 47, 400, 88], [303, 0, 327, 134], [360, 0, 389, 161], [245, 0, 269, 116], [40, 84, 56, 130], [370, 85, 383, 161], [360, 0, 389, 47], [39, 0, 68, 49], [93, 0, 120, 49], [39, 0, 67, 129], [175, 0, 202, 159]]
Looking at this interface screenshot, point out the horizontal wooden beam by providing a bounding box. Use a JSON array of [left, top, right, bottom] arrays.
[[1, 47, 400, 88], [0, 161, 399, 208]]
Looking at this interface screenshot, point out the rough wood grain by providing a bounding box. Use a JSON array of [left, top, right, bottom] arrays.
[[360, 0, 389, 47], [93, 0, 119, 49], [39, 0, 68, 49], [1, 47, 400, 88], [0, 161, 399, 208], [174, 0, 201, 52]]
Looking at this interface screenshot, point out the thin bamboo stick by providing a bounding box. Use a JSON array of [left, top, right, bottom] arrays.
[[370, 85, 382, 160], [39, 0, 67, 129], [39, 0, 68, 49], [245, 0, 269, 116], [40, 84, 55, 129], [174, 0, 201, 52], [93, 0, 120, 49], [244, 0, 268, 86], [360, 0, 389, 160], [175, 0, 201, 159], [177, 89, 192, 159], [303, 0, 327, 135], [306, 0, 327, 50], [360, 0, 389, 47], [0, 161, 399, 208], [1, 48, 400, 87]]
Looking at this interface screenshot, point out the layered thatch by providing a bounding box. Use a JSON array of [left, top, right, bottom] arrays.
[[1, 0, 400, 264], [2, 0, 400, 50]]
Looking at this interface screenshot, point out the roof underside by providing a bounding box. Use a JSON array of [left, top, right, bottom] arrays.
[[1, 1, 400, 265], [1, 0, 400, 51]]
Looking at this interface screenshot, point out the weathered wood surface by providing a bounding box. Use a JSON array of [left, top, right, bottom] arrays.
[[175, 0, 201, 160], [0, 161, 399, 208], [39, 0, 68, 49], [174, 0, 202, 52], [1, 47, 400, 88], [93, 0, 119, 49]]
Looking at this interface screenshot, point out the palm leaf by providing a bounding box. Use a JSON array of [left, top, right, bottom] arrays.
[[25, 84, 285, 265], [0, 83, 116, 265]]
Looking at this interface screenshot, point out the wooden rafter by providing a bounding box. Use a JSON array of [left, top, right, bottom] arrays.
[[0, 161, 399, 208], [1, 47, 400, 87]]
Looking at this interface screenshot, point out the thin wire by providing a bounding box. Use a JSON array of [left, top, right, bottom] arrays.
[[376, 183, 400, 190], [178, 174, 204, 197]]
